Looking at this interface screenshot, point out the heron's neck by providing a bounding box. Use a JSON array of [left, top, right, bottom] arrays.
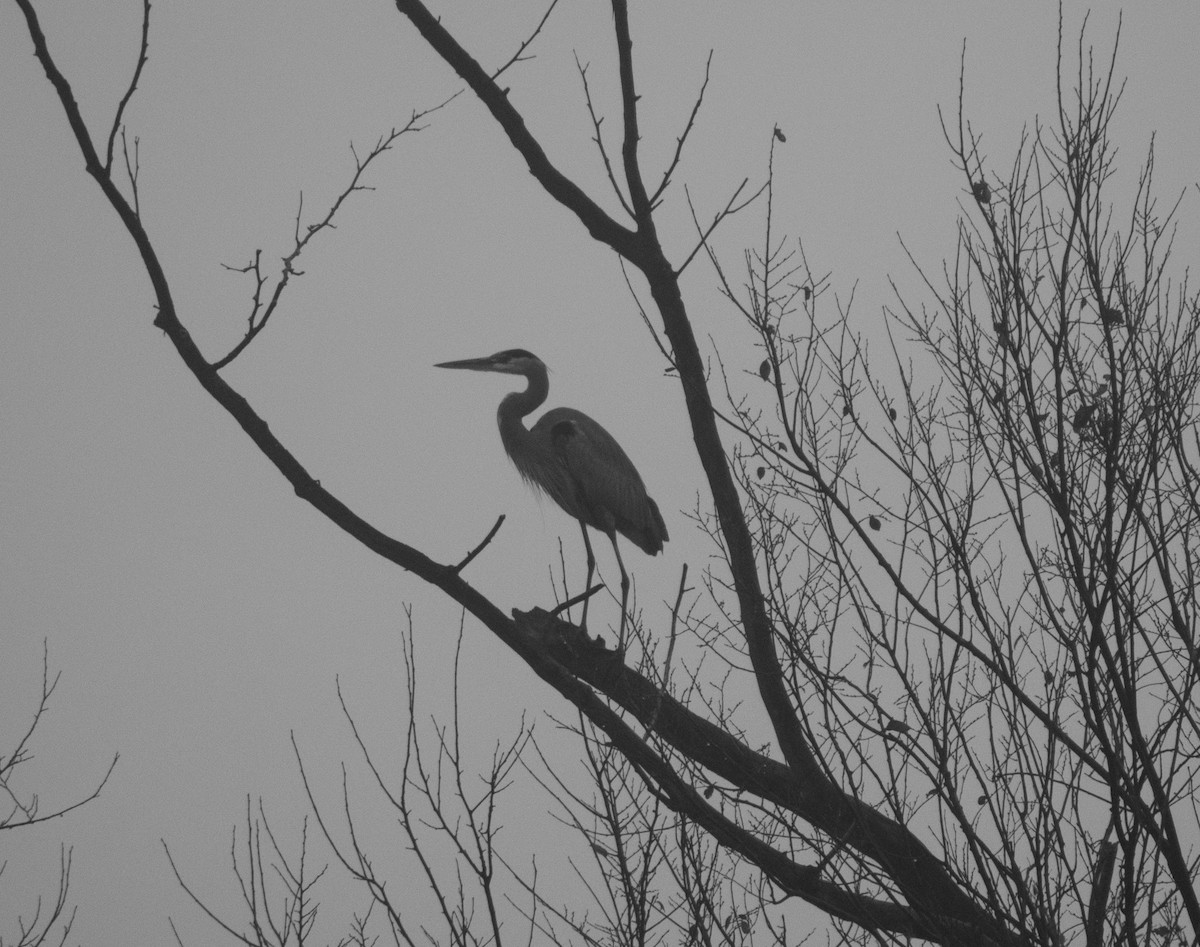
[[497, 366, 549, 450]]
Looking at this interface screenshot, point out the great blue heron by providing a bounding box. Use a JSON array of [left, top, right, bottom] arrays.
[[436, 349, 668, 639]]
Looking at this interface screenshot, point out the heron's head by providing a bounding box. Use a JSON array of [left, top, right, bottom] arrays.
[[435, 349, 546, 376]]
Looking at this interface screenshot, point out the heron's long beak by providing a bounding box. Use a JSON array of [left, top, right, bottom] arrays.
[[434, 356, 498, 372]]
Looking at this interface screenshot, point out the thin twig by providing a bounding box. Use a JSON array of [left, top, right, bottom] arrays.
[[550, 583, 606, 619], [676, 177, 765, 276], [575, 53, 634, 218], [647, 563, 688, 733], [491, 0, 563, 80], [649, 51, 713, 207], [213, 92, 460, 369], [621, 256, 676, 372], [120, 128, 141, 219], [452, 513, 506, 573], [105, 0, 151, 173]]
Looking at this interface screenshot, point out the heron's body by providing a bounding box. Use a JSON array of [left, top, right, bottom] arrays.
[[436, 348, 668, 635]]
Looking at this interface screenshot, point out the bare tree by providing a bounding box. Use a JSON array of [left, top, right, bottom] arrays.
[[1, 645, 118, 947], [11, 1, 1200, 945]]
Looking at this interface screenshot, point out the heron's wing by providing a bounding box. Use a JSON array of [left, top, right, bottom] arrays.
[[535, 408, 667, 554]]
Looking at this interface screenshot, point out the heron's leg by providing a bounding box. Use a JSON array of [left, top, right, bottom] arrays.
[[579, 521, 596, 630], [609, 533, 630, 652]]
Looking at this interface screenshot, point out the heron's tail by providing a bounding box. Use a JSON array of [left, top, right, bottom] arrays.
[[629, 496, 669, 556]]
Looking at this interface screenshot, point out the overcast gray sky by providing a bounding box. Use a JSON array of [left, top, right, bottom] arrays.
[[3, 2, 1198, 943]]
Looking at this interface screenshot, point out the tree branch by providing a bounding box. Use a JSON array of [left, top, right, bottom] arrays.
[[391, 0, 641, 258]]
